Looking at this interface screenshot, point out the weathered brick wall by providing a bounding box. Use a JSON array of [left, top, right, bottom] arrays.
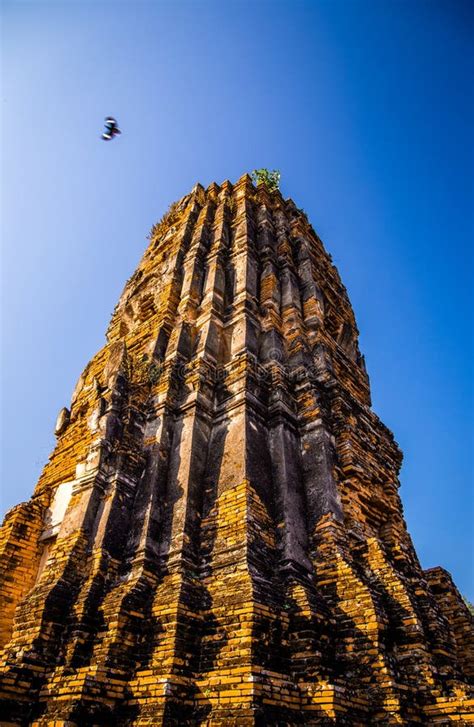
[[0, 174, 472, 725], [0, 500, 45, 649], [424, 566, 474, 680]]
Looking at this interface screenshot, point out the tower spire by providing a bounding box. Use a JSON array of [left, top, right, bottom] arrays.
[[0, 176, 472, 725]]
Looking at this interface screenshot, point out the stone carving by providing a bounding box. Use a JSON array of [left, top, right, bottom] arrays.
[[0, 174, 472, 725], [54, 406, 70, 436]]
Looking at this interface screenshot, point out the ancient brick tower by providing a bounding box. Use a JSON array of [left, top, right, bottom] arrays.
[[0, 174, 472, 726]]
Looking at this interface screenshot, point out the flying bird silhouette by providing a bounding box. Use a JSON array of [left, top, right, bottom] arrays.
[[102, 117, 121, 141]]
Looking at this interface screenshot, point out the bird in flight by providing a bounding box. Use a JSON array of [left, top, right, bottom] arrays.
[[102, 117, 121, 141]]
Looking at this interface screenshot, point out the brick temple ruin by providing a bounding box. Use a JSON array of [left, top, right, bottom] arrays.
[[0, 174, 472, 725]]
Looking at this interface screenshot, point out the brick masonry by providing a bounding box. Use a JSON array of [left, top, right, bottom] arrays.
[[0, 174, 472, 725]]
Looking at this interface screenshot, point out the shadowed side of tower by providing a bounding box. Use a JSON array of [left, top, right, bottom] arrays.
[[0, 174, 472, 726]]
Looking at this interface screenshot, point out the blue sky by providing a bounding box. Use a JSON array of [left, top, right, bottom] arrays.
[[1, 0, 472, 598]]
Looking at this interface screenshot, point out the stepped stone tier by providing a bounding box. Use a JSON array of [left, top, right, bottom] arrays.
[[0, 174, 472, 726]]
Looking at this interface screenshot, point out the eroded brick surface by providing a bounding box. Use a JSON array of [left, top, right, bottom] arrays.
[[0, 175, 472, 725]]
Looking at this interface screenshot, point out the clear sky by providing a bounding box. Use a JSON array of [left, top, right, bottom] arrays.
[[1, 0, 472, 598]]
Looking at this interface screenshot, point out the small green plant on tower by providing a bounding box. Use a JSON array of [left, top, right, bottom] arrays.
[[251, 168, 281, 191]]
